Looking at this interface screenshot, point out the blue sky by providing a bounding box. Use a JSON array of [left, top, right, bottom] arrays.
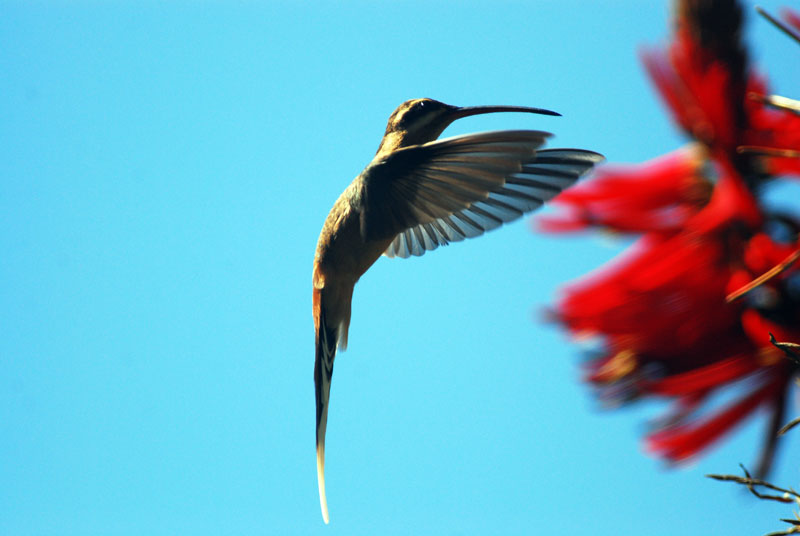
[[2, 1, 799, 535]]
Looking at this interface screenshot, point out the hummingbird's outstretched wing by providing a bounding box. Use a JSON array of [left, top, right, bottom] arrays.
[[358, 130, 603, 259]]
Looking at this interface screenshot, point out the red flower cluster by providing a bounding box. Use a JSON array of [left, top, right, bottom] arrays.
[[540, 1, 800, 475]]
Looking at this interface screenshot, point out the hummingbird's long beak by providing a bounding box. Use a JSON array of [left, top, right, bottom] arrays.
[[449, 104, 561, 121]]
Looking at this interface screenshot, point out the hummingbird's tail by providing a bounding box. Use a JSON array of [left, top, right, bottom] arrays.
[[313, 286, 338, 524]]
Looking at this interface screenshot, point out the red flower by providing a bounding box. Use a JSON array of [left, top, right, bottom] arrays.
[[784, 8, 800, 32], [541, 0, 800, 475]]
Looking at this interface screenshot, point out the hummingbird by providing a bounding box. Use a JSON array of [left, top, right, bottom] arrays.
[[312, 98, 602, 523]]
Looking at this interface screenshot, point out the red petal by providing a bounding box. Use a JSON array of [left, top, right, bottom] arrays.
[[646, 372, 784, 461]]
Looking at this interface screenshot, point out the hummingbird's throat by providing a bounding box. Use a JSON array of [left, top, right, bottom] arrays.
[[376, 126, 448, 156]]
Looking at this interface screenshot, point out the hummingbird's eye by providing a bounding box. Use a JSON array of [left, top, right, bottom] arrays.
[[402, 102, 429, 123]]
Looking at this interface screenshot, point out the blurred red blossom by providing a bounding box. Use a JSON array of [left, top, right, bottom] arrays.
[[540, 0, 800, 476]]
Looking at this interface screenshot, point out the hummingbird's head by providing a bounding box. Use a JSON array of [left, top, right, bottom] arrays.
[[376, 98, 561, 155], [379, 98, 456, 151]]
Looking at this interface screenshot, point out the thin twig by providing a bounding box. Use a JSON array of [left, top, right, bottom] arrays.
[[778, 417, 800, 437], [769, 333, 800, 366], [738, 145, 800, 158], [748, 93, 800, 116], [706, 464, 800, 503], [756, 6, 800, 46], [764, 528, 800, 536], [769, 334, 800, 435], [726, 249, 800, 302]]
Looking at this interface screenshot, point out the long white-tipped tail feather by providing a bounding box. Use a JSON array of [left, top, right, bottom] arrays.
[[314, 288, 337, 524]]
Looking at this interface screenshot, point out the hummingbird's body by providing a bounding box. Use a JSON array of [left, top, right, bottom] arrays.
[[312, 98, 602, 523]]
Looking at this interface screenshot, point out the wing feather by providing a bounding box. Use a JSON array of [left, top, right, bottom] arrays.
[[357, 131, 603, 258]]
